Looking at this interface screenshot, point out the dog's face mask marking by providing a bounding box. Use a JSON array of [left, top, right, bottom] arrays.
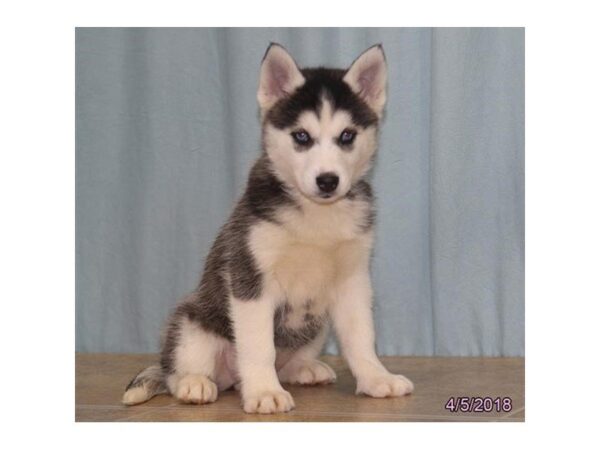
[[258, 44, 387, 204]]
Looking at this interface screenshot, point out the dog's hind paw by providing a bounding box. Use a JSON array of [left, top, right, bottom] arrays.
[[278, 359, 337, 385], [356, 373, 414, 398]]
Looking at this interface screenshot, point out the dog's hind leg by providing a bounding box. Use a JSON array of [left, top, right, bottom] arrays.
[[277, 326, 337, 385], [162, 316, 225, 405]]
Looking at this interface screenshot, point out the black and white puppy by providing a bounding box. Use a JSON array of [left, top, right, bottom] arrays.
[[123, 43, 414, 414]]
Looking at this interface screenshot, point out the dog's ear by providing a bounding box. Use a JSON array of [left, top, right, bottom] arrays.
[[258, 43, 305, 111], [343, 45, 387, 116]]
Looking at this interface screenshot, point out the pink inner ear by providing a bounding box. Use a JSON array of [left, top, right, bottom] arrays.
[[267, 60, 290, 97], [357, 62, 381, 98]]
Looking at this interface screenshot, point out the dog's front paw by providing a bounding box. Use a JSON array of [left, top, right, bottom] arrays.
[[242, 389, 295, 414], [174, 374, 218, 404], [278, 359, 337, 385], [357, 373, 414, 398]]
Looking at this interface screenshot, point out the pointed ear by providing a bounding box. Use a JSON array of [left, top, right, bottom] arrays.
[[257, 43, 305, 111], [343, 45, 388, 116]]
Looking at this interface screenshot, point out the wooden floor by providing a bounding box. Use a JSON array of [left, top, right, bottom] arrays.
[[76, 353, 524, 422]]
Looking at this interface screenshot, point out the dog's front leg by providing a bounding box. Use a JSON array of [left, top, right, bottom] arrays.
[[330, 268, 414, 398], [231, 292, 295, 414]]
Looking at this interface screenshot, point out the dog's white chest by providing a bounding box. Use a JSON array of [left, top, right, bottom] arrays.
[[249, 201, 373, 306], [271, 242, 338, 303]]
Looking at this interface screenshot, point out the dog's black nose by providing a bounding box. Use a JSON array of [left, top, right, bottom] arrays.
[[316, 172, 339, 194]]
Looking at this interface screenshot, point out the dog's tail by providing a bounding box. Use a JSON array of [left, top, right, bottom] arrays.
[[122, 365, 167, 405]]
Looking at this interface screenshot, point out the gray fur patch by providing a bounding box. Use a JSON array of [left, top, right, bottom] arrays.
[[228, 239, 262, 299], [273, 303, 325, 349], [346, 179, 375, 231]]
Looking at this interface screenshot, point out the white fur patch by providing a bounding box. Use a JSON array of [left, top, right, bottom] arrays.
[[173, 317, 225, 377], [248, 200, 373, 314], [278, 358, 337, 385], [122, 386, 149, 405], [230, 284, 297, 413], [174, 374, 219, 404]]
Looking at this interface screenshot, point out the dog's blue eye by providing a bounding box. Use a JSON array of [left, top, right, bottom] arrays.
[[339, 129, 357, 145], [291, 130, 311, 145]]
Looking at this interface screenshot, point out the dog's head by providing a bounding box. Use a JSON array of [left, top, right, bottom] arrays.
[[258, 43, 387, 204]]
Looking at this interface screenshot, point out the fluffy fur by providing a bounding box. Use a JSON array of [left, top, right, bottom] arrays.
[[122, 43, 413, 414]]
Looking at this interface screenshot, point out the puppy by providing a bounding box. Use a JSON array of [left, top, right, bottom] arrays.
[[123, 43, 414, 414]]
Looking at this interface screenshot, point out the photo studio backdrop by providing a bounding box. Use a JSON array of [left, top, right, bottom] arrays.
[[76, 28, 524, 356]]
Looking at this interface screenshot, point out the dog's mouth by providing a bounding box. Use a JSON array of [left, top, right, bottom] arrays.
[[294, 180, 348, 205], [305, 190, 345, 205]]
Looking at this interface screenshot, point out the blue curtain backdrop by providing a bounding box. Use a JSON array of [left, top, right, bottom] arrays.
[[76, 28, 524, 356]]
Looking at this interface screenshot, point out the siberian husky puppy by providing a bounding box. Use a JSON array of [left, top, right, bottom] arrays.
[[123, 43, 414, 414]]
